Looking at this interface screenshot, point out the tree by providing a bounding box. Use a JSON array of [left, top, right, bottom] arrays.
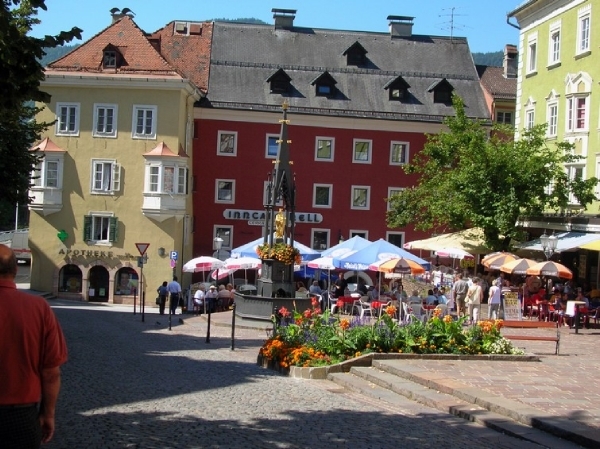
[[386, 96, 598, 251], [0, 0, 81, 229]]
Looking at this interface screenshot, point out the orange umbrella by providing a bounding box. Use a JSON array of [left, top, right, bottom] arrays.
[[482, 252, 519, 270], [499, 258, 538, 275], [368, 258, 426, 275], [525, 261, 573, 279]]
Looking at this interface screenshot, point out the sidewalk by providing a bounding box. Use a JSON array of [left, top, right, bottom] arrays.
[[184, 309, 600, 447]]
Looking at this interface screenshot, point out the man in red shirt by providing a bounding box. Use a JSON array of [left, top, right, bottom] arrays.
[[0, 244, 68, 448]]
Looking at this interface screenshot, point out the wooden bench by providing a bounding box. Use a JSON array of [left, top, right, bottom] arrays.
[[501, 320, 560, 355]]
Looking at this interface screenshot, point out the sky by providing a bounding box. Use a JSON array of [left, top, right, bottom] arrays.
[[31, 0, 523, 53]]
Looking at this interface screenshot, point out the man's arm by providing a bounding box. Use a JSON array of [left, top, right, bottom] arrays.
[[39, 366, 62, 444]]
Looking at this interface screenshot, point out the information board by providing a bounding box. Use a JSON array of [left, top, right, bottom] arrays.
[[502, 291, 522, 320]]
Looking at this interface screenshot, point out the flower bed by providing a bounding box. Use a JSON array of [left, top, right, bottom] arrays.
[[259, 299, 525, 370]]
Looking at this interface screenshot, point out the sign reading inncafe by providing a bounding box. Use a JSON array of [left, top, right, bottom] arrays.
[[223, 209, 323, 223]]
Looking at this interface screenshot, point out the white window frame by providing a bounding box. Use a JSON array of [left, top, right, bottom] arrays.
[[567, 165, 585, 204], [213, 225, 233, 251], [91, 159, 121, 194], [55, 102, 80, 136], [351, 185, 370, 210], [33, 155, 64, 189], [525, 108, 535, 130], [349, 230, 368, 240], [93, 104, 118, 138], [313, 184, 333, 208], [315, 137, 335, 161], [217, 131, 237, 156], [144, 163, 187, 194], [386, 231, 405, 249], [132, 105, 157, 139], [215, 179, 235, 204], [389, 141, 409, 165], [265, 134, 279, 159], [548, 22, 561, 66], [526, 33, 538, 75], [311, 228, 330, 251], [566, 96, 589, 132], [595, 156, 600, 197], [547, 102, 558, 138], [352, 139, 372, 164], [387, 187, 404, 212], [577, 6, 591, 55], [87, 212, 115, 245]]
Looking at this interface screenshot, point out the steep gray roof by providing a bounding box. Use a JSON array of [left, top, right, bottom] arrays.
[[204, 22, 489, 122]]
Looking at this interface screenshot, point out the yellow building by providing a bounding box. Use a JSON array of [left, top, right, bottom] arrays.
[[29, 14, 210, 303]]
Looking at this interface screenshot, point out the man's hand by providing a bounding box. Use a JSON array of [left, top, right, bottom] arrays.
[[39, 413, 56, 443]]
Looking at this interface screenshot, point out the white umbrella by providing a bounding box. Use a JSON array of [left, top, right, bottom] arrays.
[[223, 256, 261, 284], [434, 247, 474, 269], [182, 256, 225, 273]]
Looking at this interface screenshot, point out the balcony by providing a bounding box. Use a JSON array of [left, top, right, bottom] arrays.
[[29, 187, 63, 216], [142, 193, 186, 222]]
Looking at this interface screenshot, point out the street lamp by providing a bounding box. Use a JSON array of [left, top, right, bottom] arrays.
[[540, 230, 558, 260], [207, 236, 223, 344]]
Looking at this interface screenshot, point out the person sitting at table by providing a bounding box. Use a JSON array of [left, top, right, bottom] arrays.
[[425, 289, 438, 305], [437, 287, 448, 305], [408, 289, 421, 304], [367, 285, 379, 301], [309, 280, 322, 296], [356, 278, 368, 296]]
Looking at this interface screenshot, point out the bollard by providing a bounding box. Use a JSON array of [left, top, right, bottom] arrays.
[[168, 295, 172, 331], [230, 303, 236, 351], [206, 298, 212, 343]]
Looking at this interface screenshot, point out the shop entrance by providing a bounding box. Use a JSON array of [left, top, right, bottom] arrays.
[[88, 265, 109, 302]]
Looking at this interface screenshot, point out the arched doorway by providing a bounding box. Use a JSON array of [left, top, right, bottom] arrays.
[[88, 265, 109, 302]]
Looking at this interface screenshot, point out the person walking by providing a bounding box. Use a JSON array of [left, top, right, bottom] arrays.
[[452, 273, 469, 317], [157, 281, 168, 315], [0, 244, 68, 448], [488, 279, 502, 320], [167, 276, 182, 315], [465, 277, 483, 325]]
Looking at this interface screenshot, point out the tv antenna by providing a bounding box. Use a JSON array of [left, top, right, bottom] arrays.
[[438, 6, 469, 43]]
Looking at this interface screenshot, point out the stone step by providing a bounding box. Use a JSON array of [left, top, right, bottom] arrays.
[[328, 367, 584, 449]]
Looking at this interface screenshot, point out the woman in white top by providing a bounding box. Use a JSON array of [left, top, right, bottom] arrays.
[[487, 279, 502, 320], [465, 277, 483, 324]]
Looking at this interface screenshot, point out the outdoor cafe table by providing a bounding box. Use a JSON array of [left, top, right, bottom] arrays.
[[423, 304, 437, 320], [333, 296, 356, 314]]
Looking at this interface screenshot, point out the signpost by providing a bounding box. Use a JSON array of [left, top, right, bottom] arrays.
[[135, 243, 149, 322], [502, 291, 522, 320]]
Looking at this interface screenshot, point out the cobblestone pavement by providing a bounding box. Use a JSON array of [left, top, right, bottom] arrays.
[[42, 300, 568, 449]]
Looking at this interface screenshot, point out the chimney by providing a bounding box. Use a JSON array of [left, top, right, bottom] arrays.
[[388, 15, 414, 38], [503, 44, 518, 78], [110, 8, 135, 24], [272, 8, 296, 30]]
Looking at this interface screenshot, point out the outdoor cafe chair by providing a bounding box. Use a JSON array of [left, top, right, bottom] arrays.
[[353, 298, 374, 319]]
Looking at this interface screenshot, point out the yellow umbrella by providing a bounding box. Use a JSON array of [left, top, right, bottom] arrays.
[[369, 258, 426, 275]]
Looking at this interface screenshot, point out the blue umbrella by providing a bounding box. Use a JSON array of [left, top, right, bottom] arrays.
[[230, 236, 321, 262], [334, 238, 430, 271], [320, 235, 372, 259]]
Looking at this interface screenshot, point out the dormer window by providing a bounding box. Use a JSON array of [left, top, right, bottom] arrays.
[[103, 51, 116, 68], [311, 71, 337, 98], [343, 41, 368, 66], [266, 68, 292, 94], [384, 76, 411, 101], [102, 44, 124, 70], [427, 78, 454, 104]]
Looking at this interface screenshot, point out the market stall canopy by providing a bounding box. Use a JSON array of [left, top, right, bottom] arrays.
[[517, 232, 600, 253], [525, 261, 573, 280], [334, 238, 430, 271], [403, 227, 490, 254], [320, 235, 372, 259], [230, 235, 320, 262]]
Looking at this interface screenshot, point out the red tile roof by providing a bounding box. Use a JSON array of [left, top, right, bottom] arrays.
[[476, 65, 517, 100], [143, 141, 187, 157], [30, 137, 65, 152], [47, 17, 181, 78]]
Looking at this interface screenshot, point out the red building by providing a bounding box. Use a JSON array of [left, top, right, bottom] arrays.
[[191, 10, 489, 258]]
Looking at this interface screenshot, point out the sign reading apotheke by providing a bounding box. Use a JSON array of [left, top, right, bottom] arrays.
[[58, 248, 137, 261], [223, 209, 323, 223]]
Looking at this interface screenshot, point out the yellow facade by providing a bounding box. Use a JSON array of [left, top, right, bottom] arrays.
[[513, 0, 599, 215], [30, 75, 200, 303]]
